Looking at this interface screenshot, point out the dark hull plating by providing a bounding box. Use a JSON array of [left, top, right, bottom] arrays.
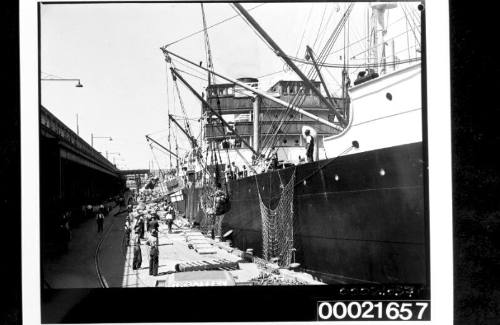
[[184, 142, 427, 285]]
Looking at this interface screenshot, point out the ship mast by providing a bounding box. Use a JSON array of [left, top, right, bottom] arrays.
[[370, 2, 397, 75], [201, 3, 215, 86]]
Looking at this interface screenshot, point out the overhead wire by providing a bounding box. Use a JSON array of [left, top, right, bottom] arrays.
[[294, 3, 314, 57], [164, 3, 266, 47]]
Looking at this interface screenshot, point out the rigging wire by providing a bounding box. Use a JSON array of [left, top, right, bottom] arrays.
[[329, 15, 406, 56], [313, 3, 337, 55], [290, 54, 421, 69], [294, 3, 314, 57], [174, 68, 209, 82], [311, 3, 328, 50], [164, 3, 266, 47], [401, 4, 421, 48], [229, 4, 276, 55]]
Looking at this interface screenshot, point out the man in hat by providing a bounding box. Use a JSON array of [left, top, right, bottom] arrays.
[[304, 129, 315, 163]]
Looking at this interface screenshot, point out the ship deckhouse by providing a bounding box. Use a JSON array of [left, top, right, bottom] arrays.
[[203, 78, 348, 162]]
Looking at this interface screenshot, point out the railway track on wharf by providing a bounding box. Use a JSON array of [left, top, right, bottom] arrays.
[[94, 207, 124, 288]]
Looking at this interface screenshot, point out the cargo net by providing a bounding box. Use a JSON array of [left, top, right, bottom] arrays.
[[199, 190, 224, 237], [258, 171, 295, 267]]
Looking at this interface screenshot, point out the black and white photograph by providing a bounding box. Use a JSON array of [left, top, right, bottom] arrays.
[[20, 0, 452, 323]]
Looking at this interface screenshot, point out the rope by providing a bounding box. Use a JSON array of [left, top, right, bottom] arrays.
[[164, 3, 266, 47]]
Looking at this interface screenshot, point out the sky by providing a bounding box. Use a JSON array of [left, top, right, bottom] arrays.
[[40, 1, 419, 170]]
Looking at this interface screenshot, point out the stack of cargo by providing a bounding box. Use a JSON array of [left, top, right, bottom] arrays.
[[175, 258, 239, 272], [184, 231, 217, 254]]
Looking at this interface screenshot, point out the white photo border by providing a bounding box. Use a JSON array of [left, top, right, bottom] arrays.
[[21, 0, 452, 324]]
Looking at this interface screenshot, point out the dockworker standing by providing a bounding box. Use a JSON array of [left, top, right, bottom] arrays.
[[96, 208, 105, 233], [270, 146, 279, 169], [231, 161, 240, 180], [124, 221, 131, 246], [304, 129, 315, 163], [135, 216, 145, 239], [165, 205, 174, 233], [149, 214, 159, 235], [149, 238, 159, 276], [132, 236, 142, 270]]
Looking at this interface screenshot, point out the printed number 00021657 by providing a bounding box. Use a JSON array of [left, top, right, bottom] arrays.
[[317, 301, 430, 321]]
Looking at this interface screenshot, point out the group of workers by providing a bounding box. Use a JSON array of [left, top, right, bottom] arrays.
[[127, 196, 179, 277], [224, 131, 316, 180]]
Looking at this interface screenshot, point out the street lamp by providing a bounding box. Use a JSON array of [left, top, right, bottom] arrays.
[[41, 77, 84, 88], [91, 133, 112, 147]]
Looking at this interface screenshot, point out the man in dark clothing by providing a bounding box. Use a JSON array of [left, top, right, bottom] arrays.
[[166, 206, 174, 233], [132, 237, 142, 270], [149, 216, 159, 235], [124, 223, 132, 246], [270, 146, 279, 169], [96, 209, 104, 233], [135, 216, 145, 239], [149, 239, 159, 276], [304, 129, 315, 163]]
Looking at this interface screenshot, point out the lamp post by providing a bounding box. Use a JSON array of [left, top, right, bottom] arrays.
[[41, 75, 84, 134], [41, 77, 83, 88], [91, 134, 112, 147]]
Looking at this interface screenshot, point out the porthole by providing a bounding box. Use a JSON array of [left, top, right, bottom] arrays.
[[386, 92, 393, 101], [283, 139, 288, 144], [418, 4, 424, 11]]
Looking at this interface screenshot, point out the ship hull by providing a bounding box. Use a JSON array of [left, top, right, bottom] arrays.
[[185, 141, 426, 285]]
